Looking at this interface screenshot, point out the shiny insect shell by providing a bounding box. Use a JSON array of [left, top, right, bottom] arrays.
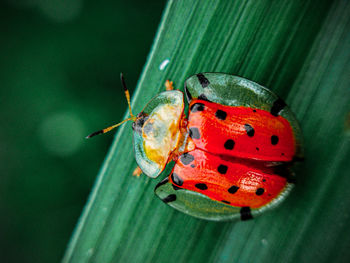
[[87, 72, 303, 221], [130, 73, 303, 221]]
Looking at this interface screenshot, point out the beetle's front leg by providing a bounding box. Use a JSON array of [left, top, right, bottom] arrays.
[[132, 166, 143, 177], [165, 80, 174, 91]]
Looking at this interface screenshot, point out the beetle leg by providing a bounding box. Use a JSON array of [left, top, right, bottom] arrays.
[[165, 80, 174, 90], [132, 166, 143, 177]]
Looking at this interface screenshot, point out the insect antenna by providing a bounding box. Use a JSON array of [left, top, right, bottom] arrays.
[[86, 73, 137, 139]]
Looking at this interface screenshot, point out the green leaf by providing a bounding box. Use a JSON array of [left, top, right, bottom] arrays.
[[63, 0, 350, 262]]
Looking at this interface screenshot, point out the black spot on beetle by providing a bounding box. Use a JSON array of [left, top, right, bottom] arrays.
[[228, 185, 239, 194], [198, 94, 210, 101], [196, 73, 210, 88], [270, 98, 286, 116], [224, 139, 235, 150], [171, 173, 183, 186], [190, 103, 205, 112], [217, 164, 228, 174], [180, 153, 195, 165], [262, 179, 266, 182], [256, 147, 260, 151], [154, 177, 169, 191], [162, 194, 176, 203], [195, 183, 208, 190], [215, 110, 227, 120], [189, 127, 201, 139], [244, 124, 255, 137], [240, 207, 253, 220], [271, 135, 279, 145], [256, 188, 265, 195], [184, 83, 192, 102]]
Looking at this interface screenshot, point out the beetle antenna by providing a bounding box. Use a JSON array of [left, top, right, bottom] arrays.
[[86, 73, 137, 139], [120, 72, 136, 119], [86, 117, 135, 139]]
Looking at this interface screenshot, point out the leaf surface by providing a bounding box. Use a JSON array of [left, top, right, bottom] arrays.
[[63, 1, 350, 262]]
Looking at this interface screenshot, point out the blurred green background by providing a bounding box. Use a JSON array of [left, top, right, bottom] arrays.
[[0, 1, 164, 262]]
